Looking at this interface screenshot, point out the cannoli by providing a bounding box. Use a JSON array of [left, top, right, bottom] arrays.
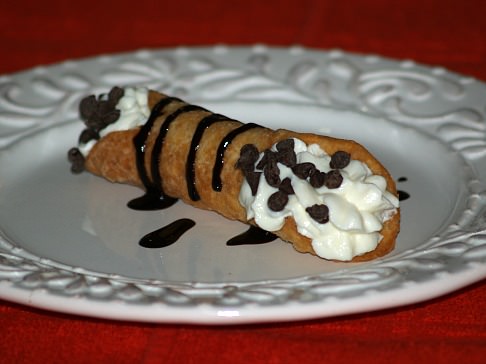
[[68, 87, 400, 262]]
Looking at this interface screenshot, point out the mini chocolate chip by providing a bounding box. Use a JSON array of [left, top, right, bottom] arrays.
[[276, 149, 297, 167], [273, 139, 297, 167], [78, 128, 100, 144], [306, 204, 329, 224], [292, 162, 316, 179], [279, 177, 294, 195], [79, 89, 123, 132], [268, 190, 289, 212], [256, 150, 277, 170], [330, 151, 351, 169], [245, 171, 261, 196], [67, 147, 85, 174], [92, 101, 120, 127], [85, 119, 100, 132], [67, 147, 81, 162], [72, 87, 125, 175], [101, 108, 121, 125], [79, 95, 97, 121], [83, 118, 99, 132], [97, 98, 112, 113], [236, 144, 259, 171], [108, 86, 125, 106], [309, 171, 327, 188], [325, 169, 343, 189], [263, 160, 281, 187], [275, 138, 294, 152]]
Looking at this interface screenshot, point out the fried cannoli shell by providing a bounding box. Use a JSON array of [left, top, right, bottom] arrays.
[[84, 91, 400, 262]]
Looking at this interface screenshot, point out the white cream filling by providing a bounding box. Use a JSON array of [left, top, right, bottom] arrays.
[[239, 138, 399, 261], [78, 87, 150, 156]]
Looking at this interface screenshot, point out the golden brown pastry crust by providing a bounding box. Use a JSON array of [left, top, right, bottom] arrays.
[[85, 90, 400, 261]]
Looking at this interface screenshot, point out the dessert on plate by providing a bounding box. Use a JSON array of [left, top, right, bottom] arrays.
[[68, 86, 400, 262]]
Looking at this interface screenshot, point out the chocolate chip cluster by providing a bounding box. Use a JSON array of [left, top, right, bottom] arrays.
[[236, 139, 351, 225], [67, 87, 125, 173]]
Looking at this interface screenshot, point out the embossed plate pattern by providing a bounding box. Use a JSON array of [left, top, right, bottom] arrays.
[[0, 46, 485, 324]]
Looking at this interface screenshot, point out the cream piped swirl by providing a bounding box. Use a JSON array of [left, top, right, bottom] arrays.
[[238, 138, 399, 261]]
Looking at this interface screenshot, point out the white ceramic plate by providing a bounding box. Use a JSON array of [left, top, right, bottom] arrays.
[[1, 46, 485, 324]]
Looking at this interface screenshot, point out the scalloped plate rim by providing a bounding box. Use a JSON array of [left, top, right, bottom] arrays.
[[0, 45, 485, 324]]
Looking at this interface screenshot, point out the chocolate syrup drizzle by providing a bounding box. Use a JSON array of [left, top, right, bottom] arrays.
[[127, 96, 270, 248], [212, 122, 261, 192], [151, 104, 207, 201], [128, 97, 181, 210], [186, 113, 228, 201]]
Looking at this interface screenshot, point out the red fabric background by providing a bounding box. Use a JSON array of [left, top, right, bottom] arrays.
[[0, 1, 485, 363]]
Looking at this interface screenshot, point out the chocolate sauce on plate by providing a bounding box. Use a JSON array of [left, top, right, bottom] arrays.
[[226, 226, 278, 246], [398, 190, 410, 201], [397, 176, 410, 201], [139, 218, 196, 248]]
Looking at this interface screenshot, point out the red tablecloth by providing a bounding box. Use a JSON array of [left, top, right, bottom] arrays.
[[1, 1, 485, 363]]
